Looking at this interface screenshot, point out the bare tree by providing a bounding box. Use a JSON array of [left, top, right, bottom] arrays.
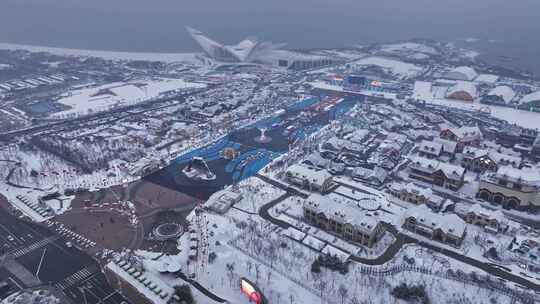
[[254, 263, 261, 284], [225, 262, 235, 287], [338, 283, 349, 304]]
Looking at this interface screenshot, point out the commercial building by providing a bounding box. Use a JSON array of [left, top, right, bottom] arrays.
[[443, 66, 478, 81], [519, 91, 540, 106], [477, 166, 540, 210], [482, 86, 516, 105], [446, 81, 477, 102], [187, 26, 341, 70], [302, 196, 386, 247], [402, 205, 467, 247]]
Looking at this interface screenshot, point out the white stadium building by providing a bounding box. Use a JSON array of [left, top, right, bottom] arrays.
[[186, 26, 341, 70]]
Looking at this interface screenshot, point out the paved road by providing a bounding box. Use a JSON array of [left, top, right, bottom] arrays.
[[176, 271, 227, 303], [255, 177, 540, 292], [0, 207, 133, 304], [0, 87, 210, 141], [255, 173, 308, 199]]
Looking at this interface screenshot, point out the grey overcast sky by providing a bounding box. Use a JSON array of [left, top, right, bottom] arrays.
[[1, 0, 539, 52]]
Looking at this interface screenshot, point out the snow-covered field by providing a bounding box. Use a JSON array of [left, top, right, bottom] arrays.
[[380, 42, 438, 55], [351, 56, 425, 79], [52, 78, 206, 117], [427, 98, 540, 129]]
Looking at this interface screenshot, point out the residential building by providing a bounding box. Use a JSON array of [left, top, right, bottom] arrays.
[[388, 182, 445, 210], [285, 164, 335, 193], [418, 140, 442, 159], [461, 147, 521, 173], [440, 125, 483, 151], [408, 156, 465, 190], [402, 205, 467, 247], [302, 196, 385, 247], [455, 204, 507, 233], [433, 137, 458, 157]]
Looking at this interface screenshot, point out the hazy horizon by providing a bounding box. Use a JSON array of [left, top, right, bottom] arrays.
[[1, 0, 539, 51], [2, 0, 540, 74]]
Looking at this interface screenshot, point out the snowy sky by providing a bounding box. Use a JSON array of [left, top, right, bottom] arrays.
[[1, 0, 539, 52]]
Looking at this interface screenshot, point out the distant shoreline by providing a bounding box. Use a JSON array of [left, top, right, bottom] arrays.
[[0, 42, 200, 63]]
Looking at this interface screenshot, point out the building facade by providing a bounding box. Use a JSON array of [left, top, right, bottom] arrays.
[[408, 156, 465, 191], [302, 197, 385, 248], [285, 164, 335, 193], [402, 205, 467, 248], [388, 182, 445, 210], [477, 166, 540, 210]]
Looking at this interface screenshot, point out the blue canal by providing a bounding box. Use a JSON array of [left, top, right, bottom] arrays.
[[144, 95, 361, 199]]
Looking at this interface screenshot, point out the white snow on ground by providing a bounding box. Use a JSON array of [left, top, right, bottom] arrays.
[[0, 42, 201, 63], [426, 98, 540, 129], [223, 177, 285, 213], [309, 81, 398, 99], [51, 78, 206, 117], [0, 145, 135, 221], [106, 261, 173, 304], [380, 42, 438, 55], [351, 56, 425, 79], [412, 81, 434, 100]]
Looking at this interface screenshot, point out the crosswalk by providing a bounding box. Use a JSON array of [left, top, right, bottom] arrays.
[[9, 236, 60, 258], [54, 266, 97, 291]]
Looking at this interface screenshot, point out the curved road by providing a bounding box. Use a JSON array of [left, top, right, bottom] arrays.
[[256, 175, 540, 291]]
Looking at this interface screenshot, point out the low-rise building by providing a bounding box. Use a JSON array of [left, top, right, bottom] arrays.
[[482, 86, 516, 105], [477, 166, 540, 210], [285, 164, 335, 193], [443, 66, 478, 81], [418, 140, 443, 159], [433, 137, 458, 158], [440, 125, 483, 151], [402, 205, 467, 247], [446, 81, 477, 102], [388, 182, 445, 210], [461, 147, 521, 173], [408, 156, 465, 190], [455, 204, 507, 233], [206, 189, 243, 214], [302, 196, 385, 247]]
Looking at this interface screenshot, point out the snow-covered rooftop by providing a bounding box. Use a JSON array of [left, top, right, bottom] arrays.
[[403, 204, 466, 237], [412, 81, 433, 100], [351, 56, 424, 79], [474, 74, 499, 84], [496, 165, 540, 185], [447, 81, 477, 99], [409, 156, 465, 179], [445, 66, 478, 81], [520, 90, 540, 104], [486, 86, 516, 103]]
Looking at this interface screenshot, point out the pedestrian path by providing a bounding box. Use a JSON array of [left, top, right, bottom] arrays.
[[10, 236, 59, 258], [54, 266, 97, 290]]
